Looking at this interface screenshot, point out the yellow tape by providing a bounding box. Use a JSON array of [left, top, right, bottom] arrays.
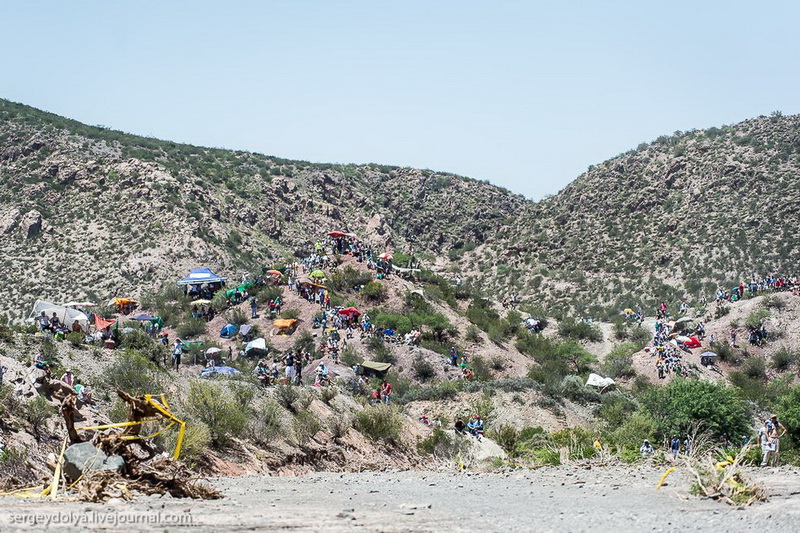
[[657, 467, 676, 488], [48, 437, 68, 500], [77, 418, 159, 432], [79, 395, 186, 460]]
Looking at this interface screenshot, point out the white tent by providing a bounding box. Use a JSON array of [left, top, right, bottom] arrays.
[[30, 300, 90, 331], [245, 338, 268, 354], [585, 373, 615, 388]]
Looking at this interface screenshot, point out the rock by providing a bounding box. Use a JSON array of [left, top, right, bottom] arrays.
[[63, 442, 125, 481], [19, 210, 42, 239], [0, 207, 20, 234]]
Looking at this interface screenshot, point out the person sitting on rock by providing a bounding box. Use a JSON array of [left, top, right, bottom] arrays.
[[74, 380, 93, 404], [454, 417, 466, 435], [34, 350, 52, 376]]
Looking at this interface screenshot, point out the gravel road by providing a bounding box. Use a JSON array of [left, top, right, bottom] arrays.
[[1, 466, 798, 532]]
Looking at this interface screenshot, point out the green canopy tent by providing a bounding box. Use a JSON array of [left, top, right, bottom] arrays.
[[359, 361, 393, 378]]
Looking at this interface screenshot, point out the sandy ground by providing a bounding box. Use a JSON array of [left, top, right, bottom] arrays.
[[1, 466, 798, 532]]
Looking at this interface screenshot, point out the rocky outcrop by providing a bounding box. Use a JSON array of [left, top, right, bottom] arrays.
[[0, 207, 20, 234], [18, 210, 42, 239]]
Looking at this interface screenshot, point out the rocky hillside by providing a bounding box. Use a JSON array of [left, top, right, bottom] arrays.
[[1, 99, 799, 320], [459, 113, 800, 317], [0, 99, 524, 320]]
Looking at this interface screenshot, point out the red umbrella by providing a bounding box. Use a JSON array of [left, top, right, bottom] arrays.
[[338, 307, 361, 317], [379, 252, 393, 261], [327, 231, 348, 238]]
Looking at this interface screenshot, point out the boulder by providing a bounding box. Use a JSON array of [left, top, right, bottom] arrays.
[[19, 210, 42, 239], [0, 207, 20, 234], [62, 442, 125, 481]]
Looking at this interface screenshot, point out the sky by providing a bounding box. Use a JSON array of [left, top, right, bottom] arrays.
[[2, 1, 799, 199]]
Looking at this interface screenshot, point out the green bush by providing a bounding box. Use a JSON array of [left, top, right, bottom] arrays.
[[761, 294, 785, 310], [102, 349, 165, 395], [23, 397, 56, 436], [340, 345, 362, 367], [292, 409, 322, 446], [777, 386, 800, 449], [0, 383, 21, 421], [742, 357, 767, 380], [176, 317, 206, 338], [419, 427, 470, 458], [595, 391, 638, 430], [465, 324, 482, 343], [603, 343, 638, 379], [640, 379, 749, 442], [367, 338, 396, 365], [744, 309, 770, 329], [362, 281, 387, 302], [470, 356, 493, 382], [328, 267, 373, 292], [252, 400, 284, 445], [159, 421, 211, 464], [557, 318, 603, 342], [559, 375, 601, 405], [412, 355, 436, 381], [226, 307, 249, 326], [355, 405, 403, 443], [65, 332, 85, 348], [274, 383, 302, 412], [186, 381, 248, 446], [771, 347, 798, 371]]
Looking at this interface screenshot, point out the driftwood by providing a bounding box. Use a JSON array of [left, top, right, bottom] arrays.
[[62, 389, 220, 501]]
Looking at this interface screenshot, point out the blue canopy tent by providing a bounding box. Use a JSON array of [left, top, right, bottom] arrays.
[[199, 366, 242, 379], [177, 267, 227, 286], [178, 267, 227, 298], [220, 324, 238, 338]]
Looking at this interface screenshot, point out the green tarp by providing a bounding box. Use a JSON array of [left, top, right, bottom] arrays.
[[361, 361, 393, 373]]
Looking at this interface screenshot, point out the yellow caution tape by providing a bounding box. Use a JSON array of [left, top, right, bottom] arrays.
[[657, 467, 676, 488]]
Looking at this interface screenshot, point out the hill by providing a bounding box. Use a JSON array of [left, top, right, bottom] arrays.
[[1, 99, 799, 322], [456, 113, 800, 317]]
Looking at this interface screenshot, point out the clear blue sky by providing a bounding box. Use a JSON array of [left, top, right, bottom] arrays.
[[3, 1, 799, 199]]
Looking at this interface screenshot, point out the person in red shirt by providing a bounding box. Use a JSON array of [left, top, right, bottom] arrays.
[[380, 380, 393, 404]]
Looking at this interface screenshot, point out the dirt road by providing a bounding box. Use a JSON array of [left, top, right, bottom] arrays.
[[1, 466, 798, 532]]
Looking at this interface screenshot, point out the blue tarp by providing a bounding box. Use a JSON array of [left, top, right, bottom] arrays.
[[220, 324, 238, 338], [131, 313, 155, 321], [177, 267, 227, 286], [199, 366, 242, 379]]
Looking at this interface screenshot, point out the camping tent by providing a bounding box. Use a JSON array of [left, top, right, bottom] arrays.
[[108, 297, 138, 309], [30, 300, 90, 332], [273, 319, 297, 330], [240, 324, 253, 336], [131, 313, 155, 322], [220, 324, 238, 338], [177, 268, 227, 286], [360, 361, 392, 378], [62, 302, 96, 308], [199, 366, 242, 379], [585, 373, 616, 388], [392, 265, 420, 274], [245, 338, 268, 355], [94, 314, 116, 330]]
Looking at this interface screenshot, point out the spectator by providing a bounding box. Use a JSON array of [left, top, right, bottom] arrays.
[[640, 440, 655, 456], [380, 379, 393, 404]]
